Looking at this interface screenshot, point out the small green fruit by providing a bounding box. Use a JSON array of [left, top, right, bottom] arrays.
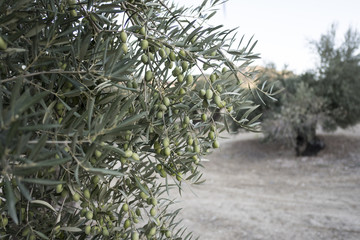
[[169, 51, 176, 61], [222, 67, 228, 74], [141, 54, 148, 64], [84, 188, 90, 199], [70, 9, 77, 17], [159, 48, 166, 59], [176, 173, 183, 181], [86, 211, 93, 220], [212, 140, 220, 148], [85, 225, 91, 235], [186, 75, 193, 85], [72, 192, 80, 202], [124, 149, 133, 158], [165, 230, 171, 238], [121, 43, 128, 53], [140, 192, 148, 200], [163, 137, 170, 147], [140, 39, 149, 50], [2, 217, 8, 227], [177, 74, 184, 83], [95, 150, 102, 158], [201, 113, 207, 122], [145, 70, 153, 81], [200, 89, 206, 97], [149, 227, 156, 236], [132, 152, 140, 161], [29, 234, 36, 240], [56, 184, 63, 193], [151, 197, 157, 206], [179, 49, 186, 57], [206, 89, 213, 99], [164, 147, 171, 156], [124, 219, 131, 229], [132, 232, 139, 240], [120, 30, 127, 42], [22, 227, 30, 237], [102, 227, 109, 236], [184, 116, 190, 124], [181, 61, 189, 71], [163, 97, 170, 106], [150, 207, 157, 216], [140, 26, 146, 36], [157, 111, 163, 119], [172, 67, 181, 77], [210, 73, 216, 82], [92, 175, 100, 184], [122, 203, 129, 212], [208, 131, 215, 140]]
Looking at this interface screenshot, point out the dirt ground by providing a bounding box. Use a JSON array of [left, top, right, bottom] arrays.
[[174, 126, 360, 240]]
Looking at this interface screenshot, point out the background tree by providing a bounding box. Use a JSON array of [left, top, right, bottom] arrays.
[[256, 25, 360, 156], [0, 0, 264, 239], [312, 24, 360, 131]]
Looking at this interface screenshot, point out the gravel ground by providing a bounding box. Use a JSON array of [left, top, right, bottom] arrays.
[[172, 126, 360, 240]]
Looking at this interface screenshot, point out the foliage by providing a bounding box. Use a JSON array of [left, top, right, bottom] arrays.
[[311, 24, 360, 130], [0, 0, 263, 239]]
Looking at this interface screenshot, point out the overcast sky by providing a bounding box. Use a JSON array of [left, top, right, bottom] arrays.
[[171, 0, 360, 74]]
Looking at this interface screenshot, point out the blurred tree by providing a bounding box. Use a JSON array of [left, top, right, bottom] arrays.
[[312, 24, 360, 131]]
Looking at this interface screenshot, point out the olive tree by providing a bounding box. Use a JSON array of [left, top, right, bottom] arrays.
[[0, 0, 263, 239]]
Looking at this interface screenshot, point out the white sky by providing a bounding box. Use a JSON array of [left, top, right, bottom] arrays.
[[171, 0, 360, 74]]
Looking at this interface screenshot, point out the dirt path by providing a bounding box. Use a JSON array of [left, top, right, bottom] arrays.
[[174, 128, 360, 240]]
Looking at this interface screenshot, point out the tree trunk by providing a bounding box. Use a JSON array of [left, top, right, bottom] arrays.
[[295, 123, 325, 156]]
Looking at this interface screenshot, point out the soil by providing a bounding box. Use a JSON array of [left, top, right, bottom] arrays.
[[173, 126, 360, 240]]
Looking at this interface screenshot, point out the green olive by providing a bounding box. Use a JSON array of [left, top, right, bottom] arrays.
[[150, 207, 157, 216], [141, 54, 149, 64], [84, 188, 90, 199], [95, 150, 102, 158], [132, 152, 140, 161], [206, 89, 213, 99], [145, 70, 153, 81], [150, 197, 157, 206], [163, 137, 170, 147], [159, 48, 166, 59], [124, 219, 131, 229], [181, 61, 189, 71], [120, 30, 127, 42], [210, 73, 216, 82], [186, 75, 193, 85], [165, 230, 171, 238], [92, 175, 100, 184], [56, 184, 63, 193], [212, 140, 220, 148], [140, 192, 148, 200], [201, 113, 207, 122], [86, 211, 93, 220], [140, 39, 148, 50], [169, 51, 176, 61], [184, 116, 190, 124], [208, 131, 215, 140], [85, 225, 91, 235], [124, 149, 133, 158], [164, 147, 171, 156], [177, 74, 184, 83], [121, 43, 128, 53], [163, 97, 170, 106], [122, 203, 129, 212], [72, 192, 80, 202], [102, 227, 109, 236], [132, 232, 139, 240], [140, 26, 146, 36], [148, 227, 156, 236], [70, 9, 77, 17], [172, 67, 181, 77]]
